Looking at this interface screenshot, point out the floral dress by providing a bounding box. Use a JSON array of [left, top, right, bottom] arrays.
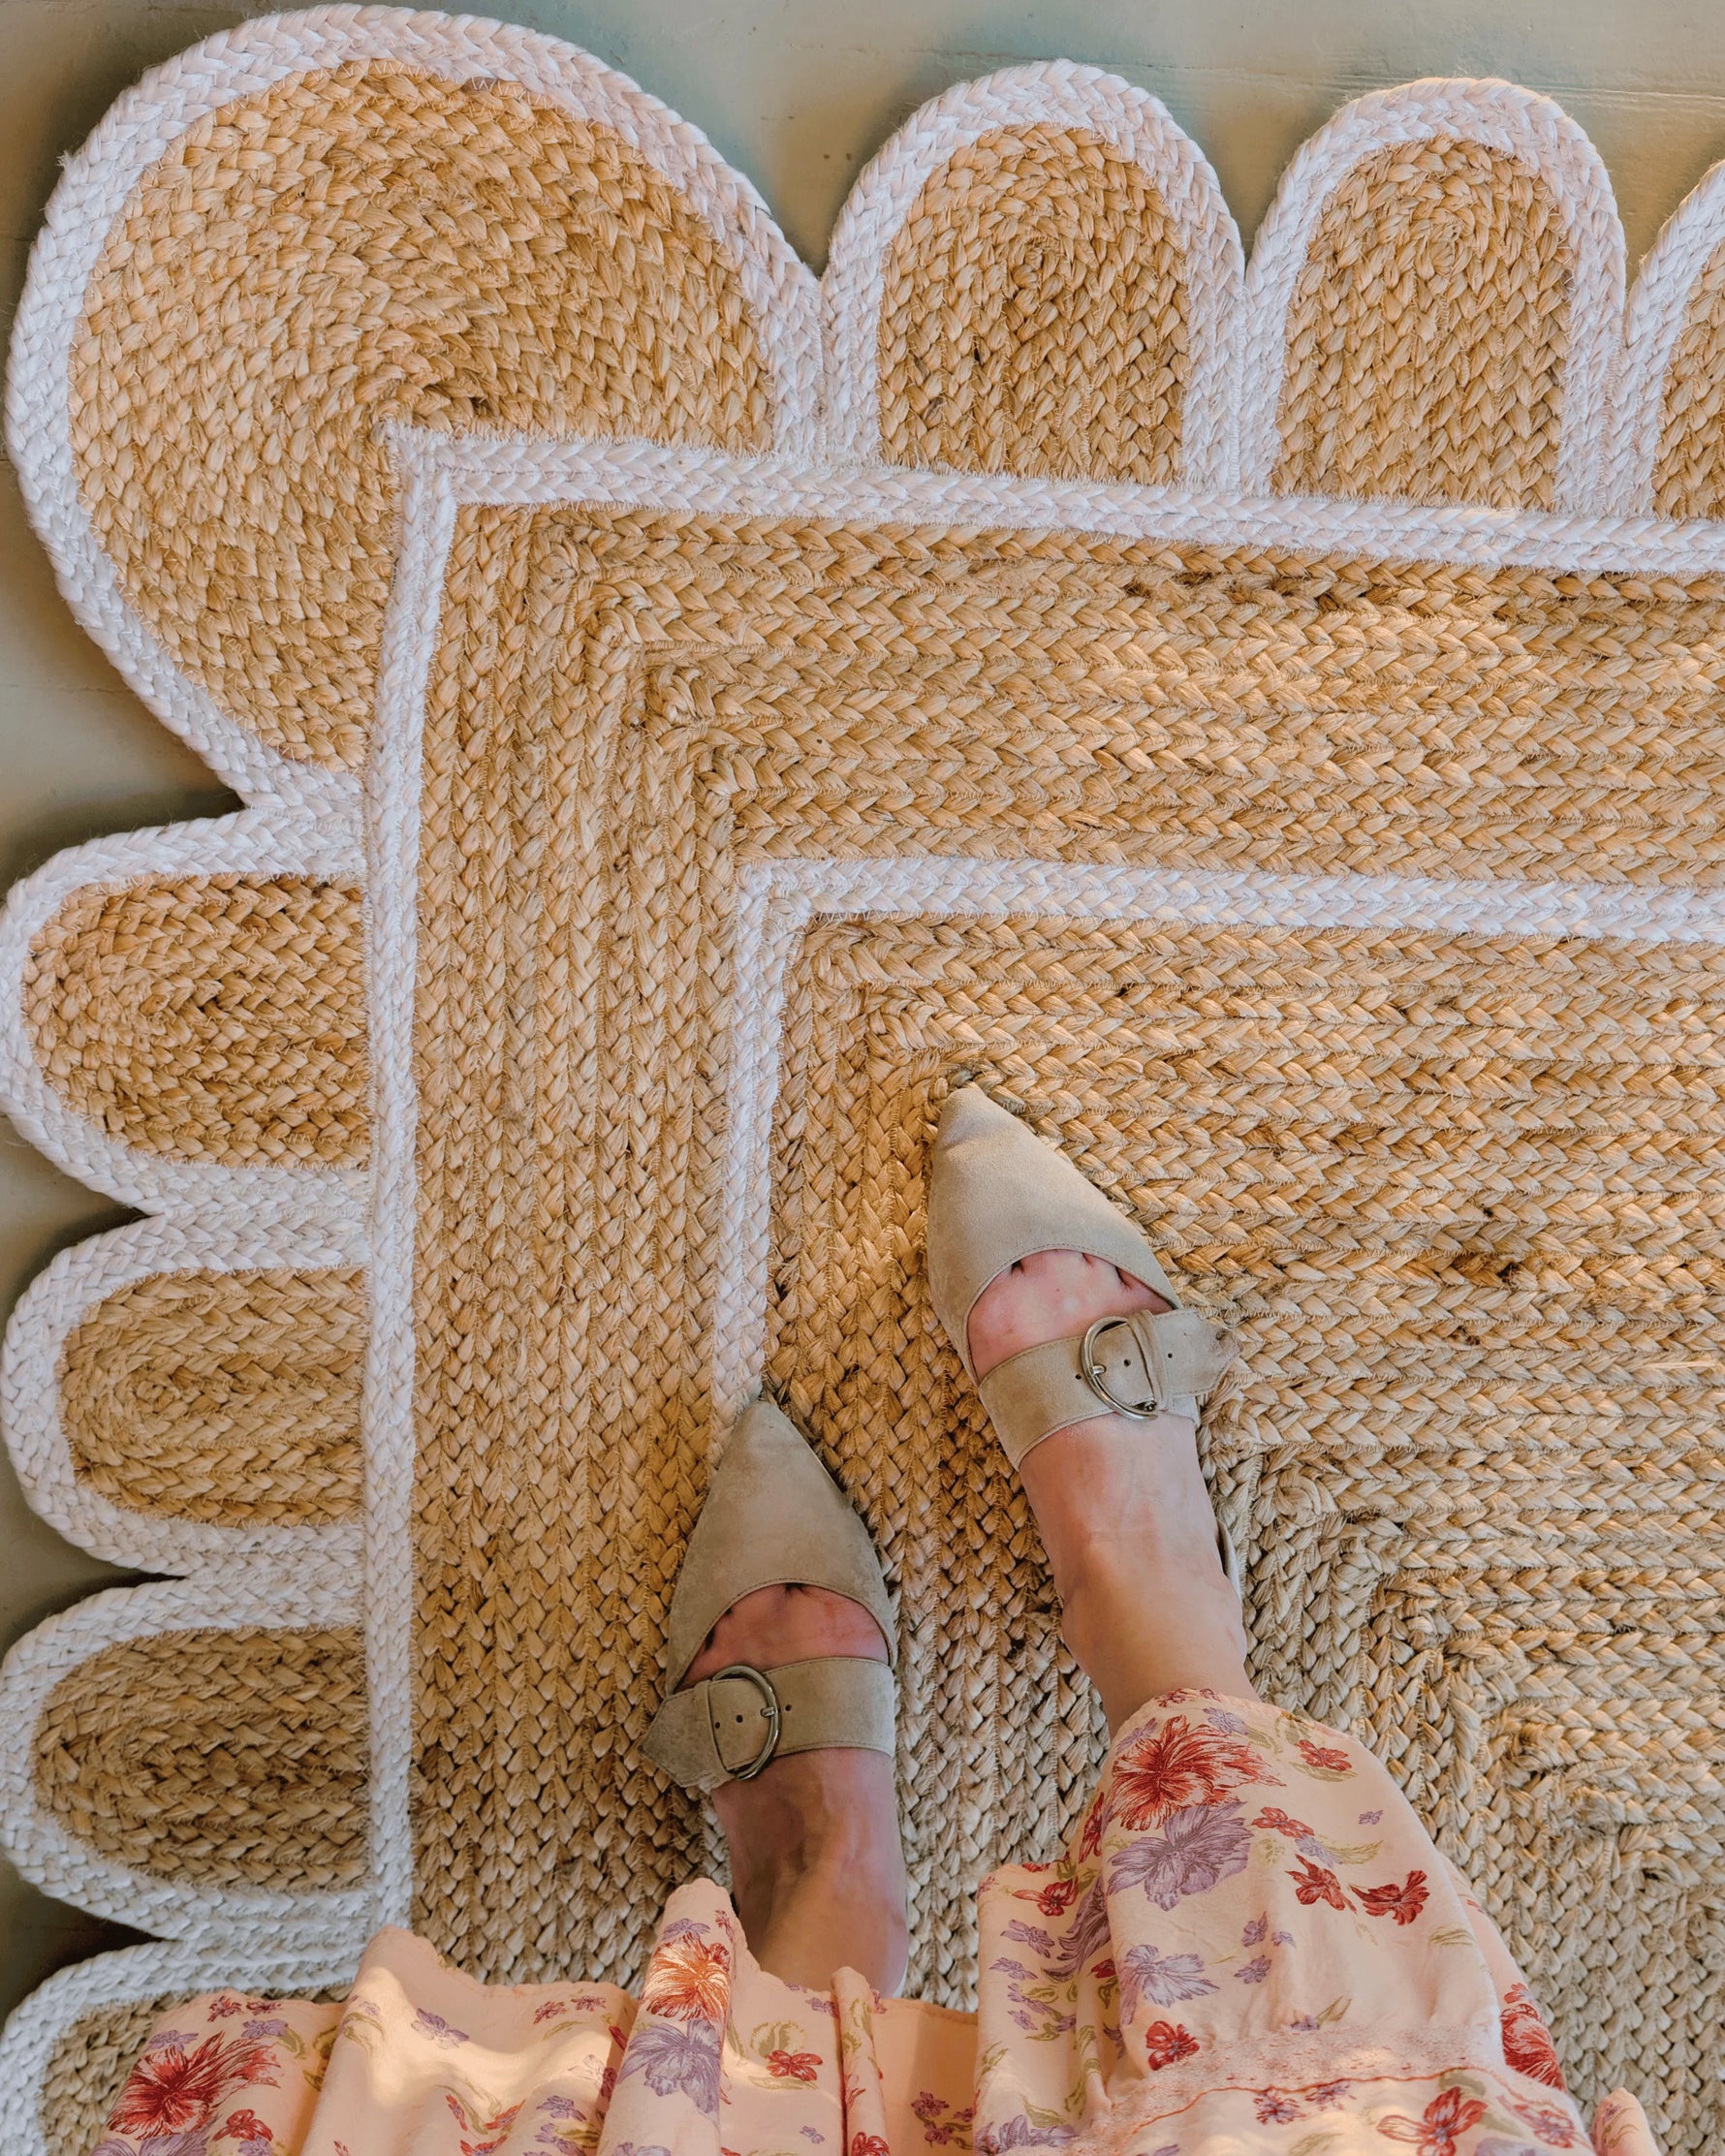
[[93, 1691, 1659, 2156]]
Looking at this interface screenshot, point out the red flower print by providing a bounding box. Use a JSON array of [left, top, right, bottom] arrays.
[[1376, 2087, 1489, 2155], [1077, 1790, 1109, 1859], [1035, 1877, 1081, 1917], [221, 2111, 273, 2144], [533, 1999, 569, 2022], [767, 2048, 823, 2082], [1251, 1806, 1316, 1839], [1287, 1856, 1348, 1910], [852, 2136, 892, 2156], [1295, 1737, 1353, 1774], [643, 1935, 732, 2023], [1353, 1870, 1429, 1925], [1111, 1715, 1278, 1832], [1142, 2021, 1199, 2070], [1254, 2090, 1301, 2123], [1500, 1981, 1568, 2089], [444, 2092, 521, 2156], [108, 2034, 263, 2138]]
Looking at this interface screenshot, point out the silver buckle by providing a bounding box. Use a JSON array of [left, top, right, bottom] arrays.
[[711, 1663, 782, 1779], [1079, 1315, 1156, 1419]]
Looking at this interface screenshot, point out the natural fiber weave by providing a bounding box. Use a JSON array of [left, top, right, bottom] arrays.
[[401, 502, 1725, 2118], [878, 124, 1188, 484], [22, 876, 368, 1167], [4, 16, 1725, 2156], [1273, 138, 1570, 508], [33, 1626, 368, 1887], [59, 1268, 364, 1526], [69, 64, 772, 770], [1652, 237, 1725, 519]]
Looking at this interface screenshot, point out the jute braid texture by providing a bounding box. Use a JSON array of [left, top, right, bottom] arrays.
[[69, 63, 773, 769], [58, 1268, 365, 1526], [1272, 139, 1570, 509], [878, 123, 1189, 484], [2, 14, 1724, 2155]]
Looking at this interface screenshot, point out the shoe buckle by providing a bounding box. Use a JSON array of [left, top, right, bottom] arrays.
[[712, 1663, 782, 1779], [1079, 1315, 1157, 1418]]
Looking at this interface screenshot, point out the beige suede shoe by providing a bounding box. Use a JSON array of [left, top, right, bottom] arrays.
[[642, 1399, 896, 1794], [926, 1084, 1242, 1593]]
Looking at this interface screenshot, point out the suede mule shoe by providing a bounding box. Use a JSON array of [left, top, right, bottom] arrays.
[[642, 1399, 896, 1794], [926, 1083, 1242, 1593]]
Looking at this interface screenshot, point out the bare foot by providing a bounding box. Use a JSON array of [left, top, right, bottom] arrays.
[[681, 1585, 907, 1994], [968, 1250, 1256, 1727]]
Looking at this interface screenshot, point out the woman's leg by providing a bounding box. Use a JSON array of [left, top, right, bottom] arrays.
[[678, 1584, 909, 1993], [676, 1239, 1240, 1992], [968, 1249, 1257, 1727]]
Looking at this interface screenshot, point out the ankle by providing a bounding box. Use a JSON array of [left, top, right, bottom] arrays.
[[740, 1859, 910, 1994], [1060, 1560, 1256, 1728], [713, 1750, 908, 1991]]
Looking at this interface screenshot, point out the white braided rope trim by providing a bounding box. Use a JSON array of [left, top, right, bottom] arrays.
[[710, 854, 1725, 1429], [1611, 153, 1725, 515], [0, 1578, 373, 1943], [1239, 77, 1626, 512], [822, 60, 1243, 487], [1, 1216, 366, 1577], [4, 5, 819, 811], [361, 454, 459, 1929], [0, 812, 365, 1229], [392, 422, 1725, 577], [0, 1938, 360, 2156]]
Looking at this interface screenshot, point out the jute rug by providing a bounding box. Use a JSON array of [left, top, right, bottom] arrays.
[[0, 11, 1721, 2154]]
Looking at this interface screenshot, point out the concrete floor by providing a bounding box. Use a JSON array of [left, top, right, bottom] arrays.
[[4, 0, 1725, 2020]]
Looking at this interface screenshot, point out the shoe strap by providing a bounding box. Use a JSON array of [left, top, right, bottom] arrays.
[[977, 1307, 1237, 1469], [642, 1655, 895, 1794]]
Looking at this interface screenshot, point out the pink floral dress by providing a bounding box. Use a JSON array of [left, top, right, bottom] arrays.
[[93, 1692, 1660, 2156]]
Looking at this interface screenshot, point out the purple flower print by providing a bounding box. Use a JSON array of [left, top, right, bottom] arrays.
[[1308, 2081, 1351, 2107], [1117, 1946, 1215, 2013], [1003, 1879, 1110, 1981], [1241, 1915, 1267, 1946], [1253, 2090, 1301, 2123], [800, 2132, 826, 2145], [539, 2095, 580, 2118], [411, 2008, 469, 2047], [1359, 1809, 1383, 1825], [1234, 1956, 1270, 1984], [241, 2019, 290, 2041], [1271, 1932, 1294, 1947], [974, 2118, 1076, 2153], [1204, 1708, 1247, 1735], [1106, 1802, 1251, 1910], [619, 2019, 722, 2115]]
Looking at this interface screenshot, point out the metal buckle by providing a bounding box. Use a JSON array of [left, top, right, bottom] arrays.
[[1079, 1315, 1156, 1419], [711, 1663, 782, 1779]]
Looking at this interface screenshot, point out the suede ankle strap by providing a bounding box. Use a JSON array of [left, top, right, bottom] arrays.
[[643, 1655, 896, 1794], [977, 1307, 1237, 1469]]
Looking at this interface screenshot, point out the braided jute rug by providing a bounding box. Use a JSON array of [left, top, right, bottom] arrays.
[[0, 10, 1722, 2152]]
